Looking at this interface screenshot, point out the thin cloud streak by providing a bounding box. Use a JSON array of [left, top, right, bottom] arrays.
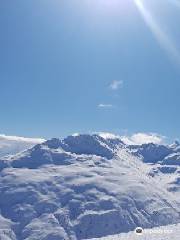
[[134, 0, 180, 65], [98, 104, 114, 108], [0, 134, 45, 143]]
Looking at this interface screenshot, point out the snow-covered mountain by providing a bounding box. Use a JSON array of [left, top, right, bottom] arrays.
[[91, 223, 180, 240], [0, 134, 45, 157], [0, 134, 179, 240]]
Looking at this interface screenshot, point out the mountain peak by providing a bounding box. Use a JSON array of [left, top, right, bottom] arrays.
[[169, 140, 180, 152], [61, 134, 114, 159], [41, 134, 125, 159], [174, 140, 180, 145], [44, 138, 61, 149]]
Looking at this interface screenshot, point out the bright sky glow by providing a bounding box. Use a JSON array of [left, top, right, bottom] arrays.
[[87, 0, 124, 7], [86, 0, 131, 15], [170, 0, 180, 8], [134, 0, 180, 65]]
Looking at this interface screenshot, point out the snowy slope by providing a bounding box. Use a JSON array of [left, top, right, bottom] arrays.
[[90, 223, 180, 240], [0, 134, 179, 240], [128, 141, 180, 197]]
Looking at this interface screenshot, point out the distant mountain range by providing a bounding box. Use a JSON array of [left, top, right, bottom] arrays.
[[0, 133, 179, 240]]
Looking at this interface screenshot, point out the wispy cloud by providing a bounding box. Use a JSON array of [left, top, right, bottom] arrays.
[[134, 0, 180, 65], [0, 134, 45, 143], [0, 134, 45, 157], [98, 80, 122, 110], [94, 131, 166, 145], [121, 132, 166, 145], [109, 80, 123, 90], [98, 103, 114, 108]]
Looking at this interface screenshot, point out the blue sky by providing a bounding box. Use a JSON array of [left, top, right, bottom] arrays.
[[0, 0, 180, 141]]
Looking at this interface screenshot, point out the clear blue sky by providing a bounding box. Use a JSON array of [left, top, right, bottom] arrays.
[[0, 0, 180, 140]]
